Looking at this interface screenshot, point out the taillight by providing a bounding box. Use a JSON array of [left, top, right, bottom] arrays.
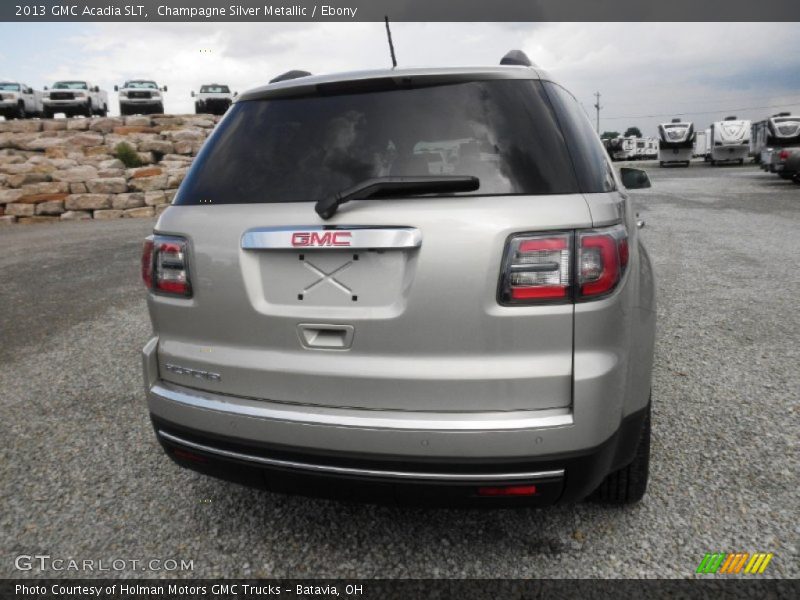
[[779, 150, 790, 160], [499, 232, 572, 303], [141, 234, 192, 297], [578, 225, 628, 299], [499, 225, 628, 305]]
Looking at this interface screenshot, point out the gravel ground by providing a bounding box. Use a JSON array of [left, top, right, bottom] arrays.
[[1, 162, 798, 579]]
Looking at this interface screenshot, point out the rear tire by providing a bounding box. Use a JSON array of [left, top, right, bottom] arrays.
[[589, 403, 651, 505], [84, 101, 92, 118], [659, 161, 664, 167]]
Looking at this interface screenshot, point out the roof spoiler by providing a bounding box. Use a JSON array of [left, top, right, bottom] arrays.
[[269, 70, 312, 84], [500, 50, 535, 67]]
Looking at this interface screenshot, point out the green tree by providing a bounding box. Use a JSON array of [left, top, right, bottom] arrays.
[[624, 126, 642, 138], [600, 131, 620, 139]]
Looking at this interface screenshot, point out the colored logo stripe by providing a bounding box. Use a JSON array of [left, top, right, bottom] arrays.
[[697, 553, 773, 574]]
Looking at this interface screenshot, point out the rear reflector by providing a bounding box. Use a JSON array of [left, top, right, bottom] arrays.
[[478, 485, 537, 497], [171, 448, 207, 463]]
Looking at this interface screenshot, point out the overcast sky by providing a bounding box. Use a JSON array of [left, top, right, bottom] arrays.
[[1, 22, 799, 134]]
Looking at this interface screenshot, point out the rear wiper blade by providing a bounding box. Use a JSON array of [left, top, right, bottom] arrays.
[[315, 175, 479, 220]]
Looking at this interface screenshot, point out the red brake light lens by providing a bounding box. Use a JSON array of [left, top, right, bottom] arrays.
[[578, 225, 629, 299], [141, 234, 192, 297], [500, 232, 572, 304], [499, 225, 629, 305]]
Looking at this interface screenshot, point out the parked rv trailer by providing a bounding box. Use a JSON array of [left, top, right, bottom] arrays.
[[645, 137, 659, 159], [704, 128, 712, 161], [658, 119, 694, 167], [752, 112, 800, 166], [709, 116, 751, 165], [614, 136, 637, 161], [694, 130, 708, 158]]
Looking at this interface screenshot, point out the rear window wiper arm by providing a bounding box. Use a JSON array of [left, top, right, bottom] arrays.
[[315, 175, 479, 219]]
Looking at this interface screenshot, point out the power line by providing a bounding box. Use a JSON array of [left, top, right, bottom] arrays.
[[603, 101, 800, 121]]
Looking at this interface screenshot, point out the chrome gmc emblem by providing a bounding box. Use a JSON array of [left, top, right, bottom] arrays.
[[241, 227, 422, 250], [291, 231, 352, 247]]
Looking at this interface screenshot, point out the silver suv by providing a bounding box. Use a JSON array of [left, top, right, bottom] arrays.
[[142, 51, 656, 506]]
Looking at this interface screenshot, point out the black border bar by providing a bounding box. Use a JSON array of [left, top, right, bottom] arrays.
[[2, 1, 800, 22]]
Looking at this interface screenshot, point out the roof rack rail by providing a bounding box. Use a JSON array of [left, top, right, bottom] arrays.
[[269, 70, 312, 84], [500, 50, 534, 67]]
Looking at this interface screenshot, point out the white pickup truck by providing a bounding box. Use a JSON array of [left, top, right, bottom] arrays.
[[191, 83, 236, 115], [0, 81, 43, 119], [115, 80, 166, 116], [42, 81, 109, 118]]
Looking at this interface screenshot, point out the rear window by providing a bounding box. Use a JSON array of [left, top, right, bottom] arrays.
[[176, 79, 609, 206]]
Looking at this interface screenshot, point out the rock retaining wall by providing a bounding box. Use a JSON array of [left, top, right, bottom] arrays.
[[0, 115, 220, 225]]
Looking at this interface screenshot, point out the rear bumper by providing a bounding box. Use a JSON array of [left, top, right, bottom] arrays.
[[150, 404, 648, 505], [144, 340, 649, 504]]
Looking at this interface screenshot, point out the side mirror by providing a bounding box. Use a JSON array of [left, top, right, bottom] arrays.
[[620, 167, 651, 190], [190, 91, 195, 97], [114, 85, 119, 92], [44, 86, 48, 91], [27, 87, 33, 94], [234, 91, 238, 96], [94, 86, 100, 92], [163, 85, 168, 92]]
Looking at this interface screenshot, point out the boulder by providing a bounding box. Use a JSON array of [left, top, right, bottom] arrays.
[[35, 200, 65, 215], [123, 206, 155, 218], [93, 209, 124, 220], [66, 119, 90, 131], [51, 165, 99, 183], [0, 189, 24, 204], [60, 210, 92, 220], [16, 193, 69, 205], [89, 118, 124, 134], [65, 194, 112, 210], [112, 193, 145, 210], [86, 177, 127, 194], [138, 139, 174, 155], [42, 120, 68, 132], [20, 181, 70, 196], [5, 203, 35, 216], [144, 191, 166, 206], [7, 172, 52, 187]]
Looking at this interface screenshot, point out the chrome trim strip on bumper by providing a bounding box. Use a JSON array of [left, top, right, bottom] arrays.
[[150, 382, 574, 431], [241, 226, 422, 250], [157, 430, 565, 483]]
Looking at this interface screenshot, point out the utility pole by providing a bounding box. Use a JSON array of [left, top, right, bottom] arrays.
[[593, 92, 602, 134]]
